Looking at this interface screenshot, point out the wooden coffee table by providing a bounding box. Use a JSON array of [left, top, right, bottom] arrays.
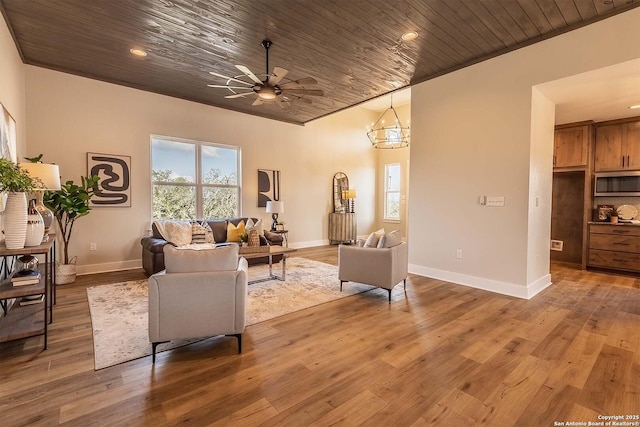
[[240, 245, 297, 284]]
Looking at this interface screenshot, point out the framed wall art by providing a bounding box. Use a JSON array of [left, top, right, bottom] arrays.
[[87, 152, 131, 207], [257, 169, 280, 207], [0, 102, 16, 163]]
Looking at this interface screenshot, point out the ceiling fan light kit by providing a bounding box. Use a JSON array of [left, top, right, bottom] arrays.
[[208, 38, 324, 109]]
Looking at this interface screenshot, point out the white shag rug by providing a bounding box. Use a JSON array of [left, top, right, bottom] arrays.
[[87, 257, 375, 369]]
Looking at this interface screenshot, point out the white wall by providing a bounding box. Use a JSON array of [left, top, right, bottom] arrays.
[[0, 14, 26, 157], [375, 103, 410, 239], [409, 8, 640, 298], [24, 66, 376, 274]]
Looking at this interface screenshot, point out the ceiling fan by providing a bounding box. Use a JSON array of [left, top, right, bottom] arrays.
[[207, 39, 324, 109]]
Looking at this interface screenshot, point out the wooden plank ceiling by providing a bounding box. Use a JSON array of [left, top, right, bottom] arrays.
[[1, 0, 638, 125]]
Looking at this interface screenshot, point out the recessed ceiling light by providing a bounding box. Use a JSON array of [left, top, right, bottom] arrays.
[[401, 31, 418, 41], [630, 104, 640, 110], [129, 48, 147, 57]]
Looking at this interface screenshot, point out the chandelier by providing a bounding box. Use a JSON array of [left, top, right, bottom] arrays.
[[366, 96, 410, 149]]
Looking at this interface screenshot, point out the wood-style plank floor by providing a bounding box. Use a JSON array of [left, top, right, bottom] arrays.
[[1, 246, 640, 426]]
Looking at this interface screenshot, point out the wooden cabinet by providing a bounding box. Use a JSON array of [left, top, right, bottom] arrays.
[[588, 224, 640, 273], [329, 213, 356, 244], [554, 124, 590, 169], [594, 120, 640, 171]]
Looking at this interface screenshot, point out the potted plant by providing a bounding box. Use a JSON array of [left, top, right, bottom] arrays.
[[44, 175, 100, 283], [239, 232, 249, 246], [609, 209, 619, 224], [0, 158, 40, 249]]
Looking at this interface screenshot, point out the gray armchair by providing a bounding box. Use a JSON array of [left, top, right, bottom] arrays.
[[148, 244, 247, 362], [338, 241, 408, 302]]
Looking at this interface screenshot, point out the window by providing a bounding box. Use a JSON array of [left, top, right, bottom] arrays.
[[151, 136, 240, 220], [384, 163, 401, 221]]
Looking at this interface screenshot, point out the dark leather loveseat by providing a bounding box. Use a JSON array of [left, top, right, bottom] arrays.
[[140, 217, 283, 276]]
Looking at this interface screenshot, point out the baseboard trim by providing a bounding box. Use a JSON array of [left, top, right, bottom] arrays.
[[408, 264, 552, 300], [76, 259, 142, 276], [290, 239, 330, 249]]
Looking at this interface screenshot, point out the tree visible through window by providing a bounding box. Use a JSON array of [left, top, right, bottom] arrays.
[[151, 136, 240, 220], [384, 163, 401, 220]]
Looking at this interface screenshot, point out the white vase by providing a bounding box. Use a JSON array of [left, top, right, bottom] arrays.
[[4, 192, 28, 249], [25, 199, 44, 246]]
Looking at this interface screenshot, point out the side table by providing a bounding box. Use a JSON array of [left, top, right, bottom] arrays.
[[272, 230, 289, 247], [0, 236, 56, 350]]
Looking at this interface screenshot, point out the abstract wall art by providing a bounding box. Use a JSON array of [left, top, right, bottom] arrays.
[[87, 152, 131, 207], [257, 169, 280, 207]]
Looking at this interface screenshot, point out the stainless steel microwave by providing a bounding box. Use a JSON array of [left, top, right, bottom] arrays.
[[594, 171, 640, 197]]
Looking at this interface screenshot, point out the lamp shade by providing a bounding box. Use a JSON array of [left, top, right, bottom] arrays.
[[19, 162, 61, 190], [265, 200, 284, 213], [342, 189, 357, 199]]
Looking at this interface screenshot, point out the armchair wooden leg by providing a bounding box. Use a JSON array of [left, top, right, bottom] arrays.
[[388, 289, 392, 303], [340, 280, 346, 292]]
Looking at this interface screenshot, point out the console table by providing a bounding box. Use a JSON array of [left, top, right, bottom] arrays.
[[0, 237, 56, 350], [329, 213, 357, 244]]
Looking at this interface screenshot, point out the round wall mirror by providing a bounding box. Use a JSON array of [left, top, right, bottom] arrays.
[[333, 172, 349, 213]]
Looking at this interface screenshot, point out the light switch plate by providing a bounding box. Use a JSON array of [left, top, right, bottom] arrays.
[[485, 196, 505, 207]]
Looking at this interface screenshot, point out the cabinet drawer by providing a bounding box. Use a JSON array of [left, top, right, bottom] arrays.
[[589, 224, 640, 236], [589, 234, 640, 253], [588, 249, 640, 272]]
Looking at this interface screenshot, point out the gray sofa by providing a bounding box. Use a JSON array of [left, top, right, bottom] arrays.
[[140, 217, 283, 276]]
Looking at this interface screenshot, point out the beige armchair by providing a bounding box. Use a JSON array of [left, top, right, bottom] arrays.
[[148, 244, 248, 363], [338, 241, 408, 302]]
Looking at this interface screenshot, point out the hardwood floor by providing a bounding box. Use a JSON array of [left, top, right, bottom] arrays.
[[1, 248, 640, 426]]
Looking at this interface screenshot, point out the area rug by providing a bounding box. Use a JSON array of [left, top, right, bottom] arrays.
[[87, 257, 375, 370]]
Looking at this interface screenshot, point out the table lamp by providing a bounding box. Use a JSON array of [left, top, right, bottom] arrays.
[[19, 162, 61, 239], [341, 189, 357, 213], [265, 200, 284, 231]]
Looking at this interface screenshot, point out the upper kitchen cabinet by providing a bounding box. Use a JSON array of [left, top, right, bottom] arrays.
[[554, 123, 592, 169], [594, 118, 640, 172]]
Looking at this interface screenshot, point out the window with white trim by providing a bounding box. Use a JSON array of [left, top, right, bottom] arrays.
[[151, 136, 240, 220], [384, 163, 401, 221]]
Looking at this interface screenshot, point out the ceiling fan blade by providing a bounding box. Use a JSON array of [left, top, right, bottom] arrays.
[[209, 71, 252, 86], [282, 89, 324, 96], [279, 77, 318, 88], [252, 98, 264, 106], [224, 92, 256, 99], [235, 65, 263, 84], [268, 67, 289, 86], [207, 84, 251, 89], [275, 97, 289, 109]]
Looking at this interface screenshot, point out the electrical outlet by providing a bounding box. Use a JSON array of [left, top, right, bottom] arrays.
[[456, 249, 463, 259], [90, 242, 97, 251]]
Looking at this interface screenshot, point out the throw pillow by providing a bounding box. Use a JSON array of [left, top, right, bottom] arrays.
[[164, 244, 238, 273], [377, 229, 402, 248], [245, 218, 262, 232], [191, 220, 215, 244], [226, 220, 246, 242], [153, 220, 192, 246], [364, 228, 385, 248]]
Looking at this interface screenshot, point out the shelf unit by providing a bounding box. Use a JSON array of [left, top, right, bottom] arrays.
[[0, 236, 56, 350]]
